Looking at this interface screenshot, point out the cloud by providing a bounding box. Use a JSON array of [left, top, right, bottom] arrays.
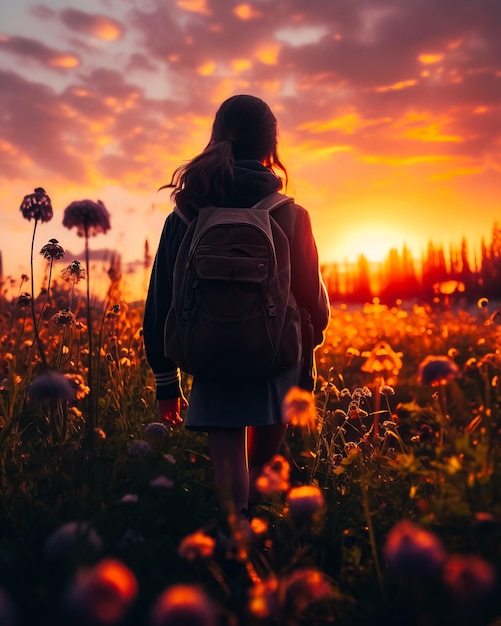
[[0, 34, 80, 69], [60, 9, 124, 41]]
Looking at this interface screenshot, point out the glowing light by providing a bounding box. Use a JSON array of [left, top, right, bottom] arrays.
[[231, 58, 252, 72], [234, 3, 262, 19], [197, 61, 216, 76], [91, 20, 123, 40], [375, 79, 417, 92], [255, 44, 280, 65], [335, 223, 414, 264], [419, 53, 444, 64], [177, 0, 211, 15], [50, 54, 79, 68]]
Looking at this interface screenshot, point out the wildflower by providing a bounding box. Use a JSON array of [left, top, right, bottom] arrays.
[[61, 260, 87, 283], [282, 386, 317, 427], [51, 308, 76, 326], [164, 453, 176, 464], [44, 521, 102, 561], [63, 199, 111, 237], [384, 520, 446, 576], [28, 371, 76, 404], [119, 494, 138, 504], [283, 568, 332, 615], [19, 187, 53, 223], [144, 422, 169, 438], [65, 373, 91, 399], [151, 585, 217, 626], [255, 454, 290, 494], [361, 341, 403, 376], [150, 475, 174, 489], [250, 517, 268, 536], [248, 576, 280, 619], [17, 292, 32, 308], [442, 554, 496, 606], [178, 531, 215, 561], [128, 440, 152, 457], [418, 355, 460, 386], [40, 238, 65, 260], [65, 558, 137, 625], [286, 485, 325, 516], [379, 384, 395, 395]]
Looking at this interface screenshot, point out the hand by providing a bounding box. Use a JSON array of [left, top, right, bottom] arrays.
[[157, 396, 188, 428]]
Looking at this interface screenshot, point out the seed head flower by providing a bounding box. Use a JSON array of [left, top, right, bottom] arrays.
[[51, 308, 76, 327], [361, 341, 403, 376], [61, 260, 87, 283], [255, 454, 290, 494], [283, 568, 332, 614], [286, 485, 325, 517], [20, 187, 53, 223], [18, 292, 32, 307], [178, 531, 216, 561], [442, 554, 496, 606], [418, 355, 460, 386], [64, 373, 90, 399], [40, 238, 65, 260], [151, 585, 217, 626], [282, 386, 317, 428], [384, 520, 446, 577], [28, 371, 76, 404], [65, 558, 138, 625], [44, 522, 102, 561], [63, 199, 111, 237]]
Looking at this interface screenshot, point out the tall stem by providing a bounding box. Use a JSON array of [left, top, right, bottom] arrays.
[[29, 219, 48, 371], [84, 228, 95, 434]]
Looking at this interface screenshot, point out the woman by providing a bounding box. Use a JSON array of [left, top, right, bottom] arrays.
[[144, 94, 329, 518]]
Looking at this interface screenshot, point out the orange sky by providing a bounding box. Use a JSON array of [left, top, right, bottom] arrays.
[[1, 0, 500, 298]]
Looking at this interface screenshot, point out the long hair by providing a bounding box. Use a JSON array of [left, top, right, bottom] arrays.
[[164, 95, 288, 210]]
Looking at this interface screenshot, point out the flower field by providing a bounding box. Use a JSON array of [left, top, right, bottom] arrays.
[[1, 190, 501, 625]]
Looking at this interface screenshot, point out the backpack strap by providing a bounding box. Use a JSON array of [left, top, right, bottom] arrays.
[[174, 192, 293, 224], [252, 192, 294, 212], [173, 204, 192, 225]]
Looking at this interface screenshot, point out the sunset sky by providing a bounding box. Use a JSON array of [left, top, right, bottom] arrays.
[[1, 0, 500, 297]]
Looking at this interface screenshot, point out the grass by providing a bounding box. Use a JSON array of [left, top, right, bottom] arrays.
[[1, 276, 501, 625]]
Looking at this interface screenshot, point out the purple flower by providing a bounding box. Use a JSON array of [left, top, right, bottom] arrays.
[[63, 199, 111, 237], [418, 355, 460, 386], [144, 422, 169, 439], [150, 475, 174, 489], [384, 520, 446, 577], [128, 440, 153, 457], [28, 371, 76, 404], [20, 187, 53, 223], [442, 554, 496, 606], [44, 522, 102, 561]]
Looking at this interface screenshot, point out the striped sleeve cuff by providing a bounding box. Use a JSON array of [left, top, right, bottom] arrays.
[[154, 369, 182, 400]]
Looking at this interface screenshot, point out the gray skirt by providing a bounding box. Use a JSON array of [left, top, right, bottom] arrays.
[[184, 365, 301, 430]]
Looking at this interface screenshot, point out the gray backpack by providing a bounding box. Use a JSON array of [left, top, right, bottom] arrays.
[[163, 192, 302, 378]]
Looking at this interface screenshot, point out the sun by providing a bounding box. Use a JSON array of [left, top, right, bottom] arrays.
[[333, 223, 414, 264]]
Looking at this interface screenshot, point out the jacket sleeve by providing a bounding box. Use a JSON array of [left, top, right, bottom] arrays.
[[290, 205, 330, 347], [143, 213, 186, 400]]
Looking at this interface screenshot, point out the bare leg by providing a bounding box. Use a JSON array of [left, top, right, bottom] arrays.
[[207, 427, 248, 515], [247, 422, 287, 504]]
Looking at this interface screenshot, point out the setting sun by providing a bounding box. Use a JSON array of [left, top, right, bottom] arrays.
[[334, 223, 415, 263]]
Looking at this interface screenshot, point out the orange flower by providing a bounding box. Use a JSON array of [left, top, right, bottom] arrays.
[[255, 454, 290, 495], [361, 341, 403, 376], [151, 585, 217, 626], [282, 386, 317, 427], [286, 485, 325, 516], [178, 530, 215, 561], [65, 558, 137, 625]]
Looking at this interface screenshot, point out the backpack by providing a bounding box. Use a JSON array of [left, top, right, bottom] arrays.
[[163, 192, 302, 379]]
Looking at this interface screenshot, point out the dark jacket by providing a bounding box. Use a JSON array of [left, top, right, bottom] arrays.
[[143, 160, 330, 399]]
